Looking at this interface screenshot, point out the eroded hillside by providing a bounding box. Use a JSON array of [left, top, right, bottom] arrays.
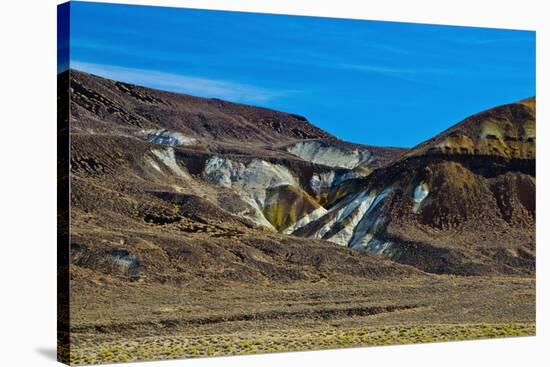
[[62, 70, 536, 364], [68, 69, 411, 284], [68, 70, 535, 278]]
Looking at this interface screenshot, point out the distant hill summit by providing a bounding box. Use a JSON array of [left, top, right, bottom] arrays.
[[70, 69, 336, 144], [408, 97, 536, 159]]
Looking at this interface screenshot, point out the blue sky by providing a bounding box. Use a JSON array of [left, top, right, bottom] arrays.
[[63, 1, 535, 147]]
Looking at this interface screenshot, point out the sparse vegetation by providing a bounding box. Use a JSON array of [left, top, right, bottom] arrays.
[[69, 323, 534, 365]]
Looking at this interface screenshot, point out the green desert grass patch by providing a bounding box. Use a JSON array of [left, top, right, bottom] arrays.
[[69, 323, 534, 365]]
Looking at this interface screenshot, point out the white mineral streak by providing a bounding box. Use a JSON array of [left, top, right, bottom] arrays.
[[326, 191, 378, 245], [283, 206, 328, 234], [310, 170, 359, 196], [348, 186, 394, 251], [203, 157, 298, 205], [144, 129, 199, 146], [310, 171, 335, 195], [146, 157, 162, 172], [151, 148, 187, 177], [111, 252, 136, 269], [364, 240, 393, 254], [308, 190, 375, 241], [412, 182, 429, 213], [203, 157, 300, 229], [287, 141, 370, 169]]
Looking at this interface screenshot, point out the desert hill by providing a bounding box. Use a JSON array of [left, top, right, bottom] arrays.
[[68, 70, 534, 277], [61, 70, 536, 364], [294, 98, 535, 275], [67, 69, 414, 284]]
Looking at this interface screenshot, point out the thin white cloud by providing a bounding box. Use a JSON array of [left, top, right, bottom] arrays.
[[340, 63, 455, 76], [71, 61, 286, 104]]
